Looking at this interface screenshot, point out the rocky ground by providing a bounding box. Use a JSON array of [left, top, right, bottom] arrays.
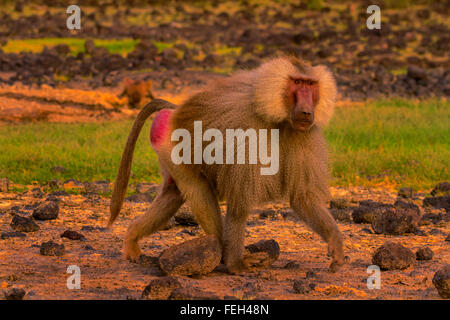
[[0, 179, 449, 300], [0, 1, 449, 102]]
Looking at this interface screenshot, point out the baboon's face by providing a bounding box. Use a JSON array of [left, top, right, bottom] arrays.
[[285, 75, 320, 131]]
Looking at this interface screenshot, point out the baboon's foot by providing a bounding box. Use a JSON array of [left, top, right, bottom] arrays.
[[327, 233, 345, 272], [226, 258, 251, 274], [123, 239, 141, 262]]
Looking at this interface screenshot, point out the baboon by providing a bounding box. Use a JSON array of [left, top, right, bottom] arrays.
[[119, 78, 155, 108], [109, 56, 344, 273]]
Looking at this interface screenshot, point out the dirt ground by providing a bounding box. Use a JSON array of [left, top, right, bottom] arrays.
[[0, 185, 448, 300]]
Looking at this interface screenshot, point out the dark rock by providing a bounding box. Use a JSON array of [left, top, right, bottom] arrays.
[[1, 231, 26, 239], [48, 190, 68, 197], [84, 180, 110, 194], [40, 241, 65, 256], [125, 192, 153, 203], [258, 209, 277, 220], [293, 279, 315, 294], [30, 187, 44, 198], [10, 215, 40, 232], [416, 247, 434, 261], [84, 39, 96, 54], [421, 212, 444, 224], [446, 235, 450, 242], [159, 235, 222, 276], [407, 65, 428, 82], [330, 208, 352, 222], [372, 242, 415, 270], [32, 201, 59, 220], [283, 261, 300, 269], [371, 203, 420, 235], [431, 182, 450, 197], [4, 287, 26, 300], [245, 239, 280, 267], [352, 200, 392, 224], [83, 244, 95, 250], [141, 277, 181, 300], [330, 198, 351, 209], [432, 265, 450, 299], [0, 177, 9, 192], [60, 230, 86, 241], [169, 286, 219, 300], [423, 195, 450, 212], [398, 187, 414, 198], [174, 211, 198, 226]]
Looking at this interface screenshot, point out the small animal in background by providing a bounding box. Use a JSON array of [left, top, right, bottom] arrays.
[[118, 78, 155, 108]]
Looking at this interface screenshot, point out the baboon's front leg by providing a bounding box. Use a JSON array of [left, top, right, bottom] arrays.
[[291, 198, 345, 272], [123, 182, 184, 261]]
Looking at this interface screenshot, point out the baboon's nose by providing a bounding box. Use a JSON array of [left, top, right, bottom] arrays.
[[301, 112, 313, 121]]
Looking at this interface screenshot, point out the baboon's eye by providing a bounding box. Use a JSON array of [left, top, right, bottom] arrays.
[[294, 79, 301, 85]]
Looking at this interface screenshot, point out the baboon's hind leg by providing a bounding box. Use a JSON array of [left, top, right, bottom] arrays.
[[123, 178, 184, 261]]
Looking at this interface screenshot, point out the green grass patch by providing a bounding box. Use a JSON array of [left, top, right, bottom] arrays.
[[0, 99, 448, 190], [325, 99, 449, 190], [1, 38, 139, 56]]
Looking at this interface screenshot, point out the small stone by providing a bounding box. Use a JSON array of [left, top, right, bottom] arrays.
[[431, 182, 450, 197], [60, 230, 86, 241], [330, 208, 352, 222], [32, 201, 59, 220], [0, 177, 9, 192], [258, 209, 277, 220], [48, 179, 63, 189], [407, 65, 428, 81], [432, 265, 450, 299], [4, 288, 26, 300], [398, 187, 414, 199], [141, 277, 181, 300], [159, 235, 222, 276], [283, 261, 300, 269], [1, 231, 26, 239], [372, 242, 415, 270], [40, 241, 65, 256], [10, 215, 40, 232], [423, 195, 450, 212], [416, 247, 434, 261], [84, 180, 110, 194], [84, 39, 96, 54], [352, 200, 392, 224], [293, 279, 315, 294], [30, 187, 44, 198], [371, 202, 420, 235], [245, 239, 280, 267], [330, 198, 351, 209], [174, 211, 198, 226]]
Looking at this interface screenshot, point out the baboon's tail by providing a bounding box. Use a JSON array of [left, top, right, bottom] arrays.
[[108, 99, 177, 227]]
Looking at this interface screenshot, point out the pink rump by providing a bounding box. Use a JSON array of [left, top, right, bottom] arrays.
[[150, 109, 173, 149]]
